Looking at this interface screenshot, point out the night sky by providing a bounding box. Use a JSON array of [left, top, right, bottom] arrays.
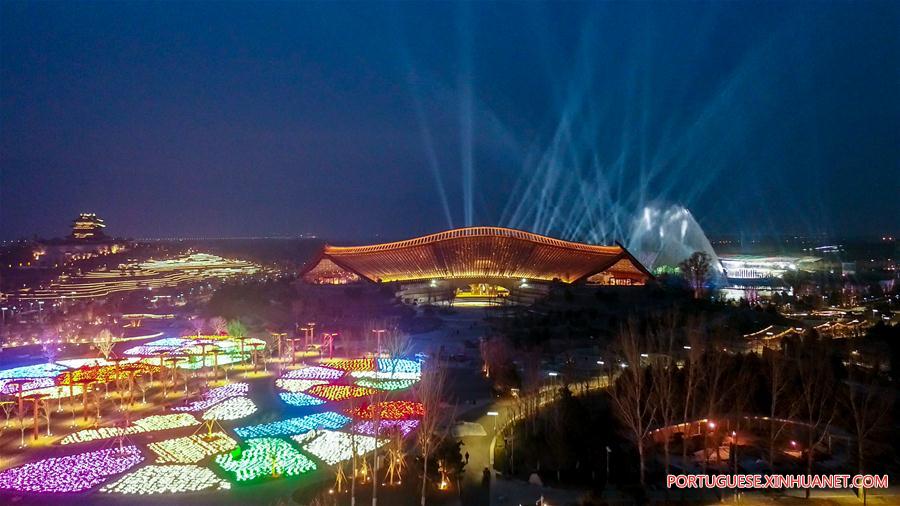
[[2, 1, 898, 241]]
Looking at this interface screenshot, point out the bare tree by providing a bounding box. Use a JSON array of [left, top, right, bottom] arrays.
[[190, 317, 207, 337], [96, 329, 115, 361], [680, 319, 704, 466], [794, 338, 837, 498], [763, 348, 798, 469], [209, 316, 227, 335], [679, 252, 712, 299], [845, 364, 893, 505], [417, 360, 447, 506], [608, 321, 655, 486], [649, 316, 678, 475], [699, 337, 734, 471]]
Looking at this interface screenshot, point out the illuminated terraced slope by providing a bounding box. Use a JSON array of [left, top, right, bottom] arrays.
[[15, 253, 260, 301], [302, 226, 650, 285]]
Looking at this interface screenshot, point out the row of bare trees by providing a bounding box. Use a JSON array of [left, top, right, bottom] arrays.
[[609, 315, 894, 492]]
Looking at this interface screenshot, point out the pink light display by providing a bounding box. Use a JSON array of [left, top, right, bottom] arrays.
[[0, 446, 143, 493], [351, 419, 420, 437], [173, 382, 249, 412]]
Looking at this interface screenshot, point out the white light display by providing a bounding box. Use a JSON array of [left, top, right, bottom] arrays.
[[148, 432, 238, 464], [61, 413, 199, 445], [294, 430, 386, 465], [275, 378, 328, 392], [101, 464, 230, 494], [202, 397, 257, 421], [282, 366, 344, 380]]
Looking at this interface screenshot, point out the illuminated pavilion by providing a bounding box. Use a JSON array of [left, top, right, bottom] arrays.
[[301, 227, 651, 303]]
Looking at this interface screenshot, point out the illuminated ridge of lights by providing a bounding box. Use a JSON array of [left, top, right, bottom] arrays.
[[275, 378, 328, 392], [148, 432, 238, 464], [202, 397, 257, 421], [0, 446, 143, 493], [214, 438, 316, 482], [61, 414, 199, 445], [293, 430, 386, 465], [279, 392, 325, 407], [282, 366, 344, 380], [306, 384, 377, 402], [234, 411, 351, 439], [101, 464, 230, 494]]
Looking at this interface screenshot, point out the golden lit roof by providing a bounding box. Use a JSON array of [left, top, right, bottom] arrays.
[[302, 226, 651, 284]]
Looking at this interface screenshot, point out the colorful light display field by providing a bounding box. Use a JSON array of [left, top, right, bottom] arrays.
[[202, 396, 257, 421], [306, 384, 377, 402], [282, 365, 345, 380], [346, 401, 425, 421], [0, 354, 424, 497], [0, 446, 143, 493], [101, 464, 230, 494], [149, 432, 238, 464], [279, 392, 326, 407], [215, 438, 316, 482], [235, 411, 351, 439], [124, 335, 266, 369], [275, 378, 328, 392], [61, 413, 199, 445], [293, 429, 386, 465]]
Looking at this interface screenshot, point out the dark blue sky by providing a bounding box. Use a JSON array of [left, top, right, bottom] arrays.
[[2, 1, 898, 241]]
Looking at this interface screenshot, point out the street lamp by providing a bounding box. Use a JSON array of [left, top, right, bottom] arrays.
[[486, 411, 499, 432]]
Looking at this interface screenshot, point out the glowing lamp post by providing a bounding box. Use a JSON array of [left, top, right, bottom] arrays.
[[372, 329, 385, 355], [487, 411, 499, 433]]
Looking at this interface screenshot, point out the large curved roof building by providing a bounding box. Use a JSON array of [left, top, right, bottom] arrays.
[[301, 227, 651, 287]]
